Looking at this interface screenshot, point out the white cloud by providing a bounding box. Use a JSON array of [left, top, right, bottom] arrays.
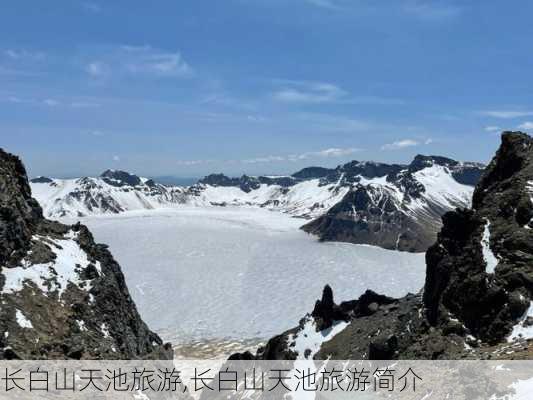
[[89, 130, 104, 136], [288, 147, 361, 161], [200, 94, 255, 111], [246, 115, 267, 123], [43, 99, 59, 107], [272, 80, 402, 106], [403, 1, 461, 20], [306, 147, 359, 158], [176, 159, 214, 166], [484, 126, 501, 133], [381, 139, 420, 151], [6, 96, 23, 103], [71, 101, 100, 108], [518, 122, 533, 131], [121, 45, 193, 78], [112, 155, 120, 162], [242, 155, 286, 164], [479, 110, 533, 119], [305, 0, 342, 10], [4, 49, 45, 61], [83, 46, 193, 80], [82, 2, 102, 13], [177, 147, 360, 166], [85, 61, 109, 77], [273, 81, 347, 104], [4, 95, 102, 109]]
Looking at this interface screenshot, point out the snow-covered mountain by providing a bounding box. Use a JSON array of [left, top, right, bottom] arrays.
[[31, 170, 188, 218], [302, 155, 485, 251], [31, 155, 484, 252]]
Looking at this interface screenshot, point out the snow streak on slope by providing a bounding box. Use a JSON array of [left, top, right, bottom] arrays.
[[411, 164, 473, 212], [481, 220, 499, 274]]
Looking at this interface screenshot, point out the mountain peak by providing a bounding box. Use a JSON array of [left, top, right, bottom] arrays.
[[100, 169, 141, 187], [472, 131, 532, 209], [30, 176, 53, 183], [409, 154, 459, 171], [291, 166, 333, 180]]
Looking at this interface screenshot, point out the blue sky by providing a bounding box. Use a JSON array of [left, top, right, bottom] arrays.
[[1, 1, 533, 178]]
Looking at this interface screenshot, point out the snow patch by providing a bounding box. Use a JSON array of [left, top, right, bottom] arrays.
[[76, 320, 87, 332], [481, 220, 499, 274], [15, 310, 33, 329], [100, 323, 111, 339], [410, 165, 474, 212], [508, 301, 533, 342], [287, 316, 348, 359], [1, 231, 101, 299]]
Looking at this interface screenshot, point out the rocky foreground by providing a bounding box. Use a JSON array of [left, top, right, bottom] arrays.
[[0, 149, 171, 359], [232, 132, 533, 361]]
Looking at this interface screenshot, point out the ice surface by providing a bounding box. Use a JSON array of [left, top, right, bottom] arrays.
[[73, 207, 426, 348]]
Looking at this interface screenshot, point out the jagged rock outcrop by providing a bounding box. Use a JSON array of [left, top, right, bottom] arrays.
[[100, 169, 142, 187], [0, 148, 172, 359], [234, 132, 533, 360], [425, 132, 533, 344]]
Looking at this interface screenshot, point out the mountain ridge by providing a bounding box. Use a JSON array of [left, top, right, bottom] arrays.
[[30, 154, 484, 252]]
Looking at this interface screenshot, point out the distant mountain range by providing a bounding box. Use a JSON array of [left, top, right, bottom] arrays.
[[30, 154, 485, 252]]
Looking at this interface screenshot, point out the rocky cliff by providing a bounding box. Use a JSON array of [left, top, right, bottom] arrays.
[[235, 132, 533, 360], [0, 148, 171, 359]]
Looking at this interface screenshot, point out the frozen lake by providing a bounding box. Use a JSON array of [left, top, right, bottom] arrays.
[[72, 207, 426, 357]]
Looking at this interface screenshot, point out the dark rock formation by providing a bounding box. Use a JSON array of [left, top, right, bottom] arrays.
[[0, 148, 171, 359], [425, 132, 533, 343], [100, 169, 142, 187], [292, 166, 333, 180], [30, 176, 53, 184], [198, 173, 299, 192], [199, 174, 262, 193]]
